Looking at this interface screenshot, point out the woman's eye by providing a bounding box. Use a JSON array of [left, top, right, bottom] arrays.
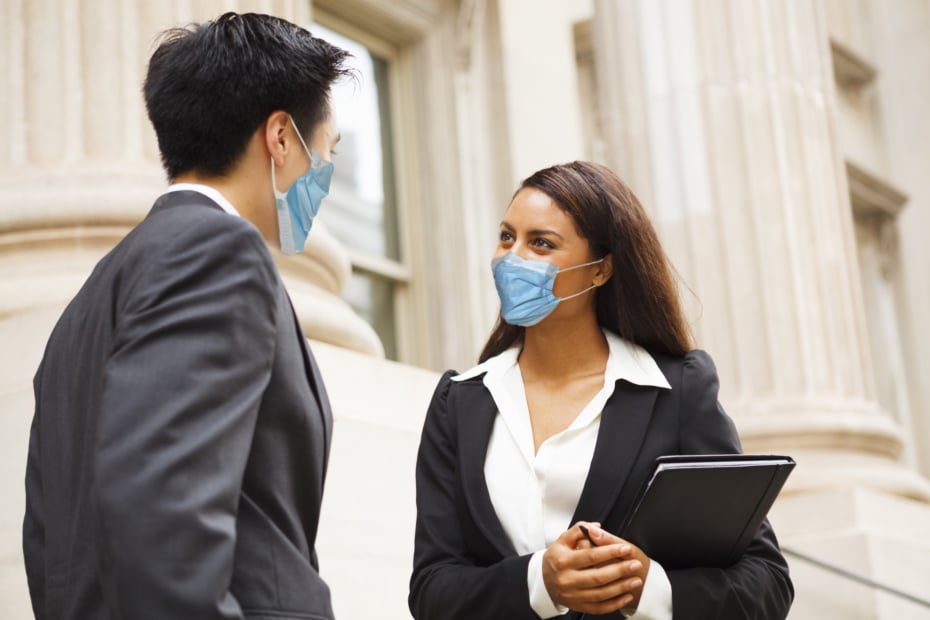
[[499, 231, 513, 242], [532, 238, 554, 249]]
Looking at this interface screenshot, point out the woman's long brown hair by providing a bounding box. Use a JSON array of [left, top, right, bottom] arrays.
[[479, 161, 693, 362]]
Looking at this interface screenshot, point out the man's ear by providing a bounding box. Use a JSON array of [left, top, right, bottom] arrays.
[[595, 254, 613, 286], [265, 110, 292, 167]]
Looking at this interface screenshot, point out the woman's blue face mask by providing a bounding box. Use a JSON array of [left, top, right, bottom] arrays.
[[272, 116, 334, 254], [491, 252, 604, 327]]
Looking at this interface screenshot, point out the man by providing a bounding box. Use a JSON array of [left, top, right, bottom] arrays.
[[23, 13, 351, 619]]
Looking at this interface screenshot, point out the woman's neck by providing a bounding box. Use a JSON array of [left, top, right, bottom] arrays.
[[518, 314, 609, 382]]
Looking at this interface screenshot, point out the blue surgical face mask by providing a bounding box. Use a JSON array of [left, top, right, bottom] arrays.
[[491, 252, 605, 327], [272, 116, 334, 254]]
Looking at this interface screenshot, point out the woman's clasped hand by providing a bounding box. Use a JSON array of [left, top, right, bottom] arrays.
[[542, 523, 649, 615]]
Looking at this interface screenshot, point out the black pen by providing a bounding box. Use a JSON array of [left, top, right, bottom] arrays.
[[579, 524, 598, 546]]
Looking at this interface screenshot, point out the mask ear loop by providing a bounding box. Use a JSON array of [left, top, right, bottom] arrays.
[[557, 257, 605, 274], [289, 116, 319, 167], [557, 283, 599, 301], [271, 116, 317, 196], [555, 257, 606, 301], [271, 157, 287, 199]]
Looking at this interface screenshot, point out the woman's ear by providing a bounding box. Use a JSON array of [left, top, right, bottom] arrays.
[[595, 254, 613, 286]]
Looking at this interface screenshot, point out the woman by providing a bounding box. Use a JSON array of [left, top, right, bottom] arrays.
[[408, 161, 793, 619]]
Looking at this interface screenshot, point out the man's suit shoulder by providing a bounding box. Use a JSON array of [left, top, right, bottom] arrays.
[[82, 199, 280, 325], [143, 199, 265, 248], [117, 200, 273, 273]]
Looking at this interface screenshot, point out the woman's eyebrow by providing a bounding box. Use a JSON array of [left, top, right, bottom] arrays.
[[499, 222, 564, 240], [529, 228, 564, 240]]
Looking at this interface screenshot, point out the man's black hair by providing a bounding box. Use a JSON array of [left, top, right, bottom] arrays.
[[144, 12, 353, 180]]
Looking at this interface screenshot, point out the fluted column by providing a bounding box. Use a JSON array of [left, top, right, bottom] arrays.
[[0, 0, 380, 356], [593, 0, 930, 500]]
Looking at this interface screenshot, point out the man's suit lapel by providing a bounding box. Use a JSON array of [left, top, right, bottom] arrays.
[[570, 381, 658, 527], [453, 380, 518, 559]]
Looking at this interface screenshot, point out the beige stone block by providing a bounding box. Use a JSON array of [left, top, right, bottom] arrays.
[[771, 488, 930, 619], [0, 311, 62, 620], [312, 340, 439, 618]]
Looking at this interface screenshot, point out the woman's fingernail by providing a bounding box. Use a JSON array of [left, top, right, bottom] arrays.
[[629, 560, 642, 571]]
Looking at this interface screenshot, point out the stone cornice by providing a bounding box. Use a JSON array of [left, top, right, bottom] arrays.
[[314, 0, 442, 44], [830, 37, 878, 90], [846, 159, 909, 218]]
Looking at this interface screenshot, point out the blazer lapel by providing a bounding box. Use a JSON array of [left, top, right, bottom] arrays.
[[570, 380, 659, 527], [452, 380, 517, 559]]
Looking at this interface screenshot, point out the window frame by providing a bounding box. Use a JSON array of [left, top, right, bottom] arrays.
[[312, 9, 421, 364]]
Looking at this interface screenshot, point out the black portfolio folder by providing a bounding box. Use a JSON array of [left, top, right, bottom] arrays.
[[619, 454, 795, 570]]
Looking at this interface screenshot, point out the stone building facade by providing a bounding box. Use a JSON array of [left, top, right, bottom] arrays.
[[1, 0, 928, 618]]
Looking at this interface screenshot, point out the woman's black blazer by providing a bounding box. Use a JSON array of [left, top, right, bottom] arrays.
[[409, 349, 793, 620]]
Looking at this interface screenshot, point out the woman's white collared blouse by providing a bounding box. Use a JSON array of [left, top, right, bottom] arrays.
[[451, 330, 673, 619]]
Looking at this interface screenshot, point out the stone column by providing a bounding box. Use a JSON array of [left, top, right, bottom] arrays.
[[593, 0, 930, 501], [592, 1, 930, 616], [0, 0, 380, 355]]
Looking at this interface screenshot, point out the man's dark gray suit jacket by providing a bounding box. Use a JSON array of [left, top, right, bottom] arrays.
[[23, 191, 335, 619]]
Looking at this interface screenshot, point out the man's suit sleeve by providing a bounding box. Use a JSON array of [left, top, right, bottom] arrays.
[[409, 373, 540, 620], [665, 350, 794, 620], [93, 217, 278, 619]]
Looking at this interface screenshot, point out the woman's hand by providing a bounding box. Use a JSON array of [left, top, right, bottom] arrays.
[[542, 522, 650, 615]]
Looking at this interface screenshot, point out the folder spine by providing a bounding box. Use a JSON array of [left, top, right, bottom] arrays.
[[725, 463, 784, 566]]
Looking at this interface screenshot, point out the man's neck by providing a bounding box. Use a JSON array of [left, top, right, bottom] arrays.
[[172, 172, 234, 200]]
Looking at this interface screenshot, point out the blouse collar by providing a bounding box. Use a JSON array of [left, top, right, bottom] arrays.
[[452, 329, 671, 390]]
